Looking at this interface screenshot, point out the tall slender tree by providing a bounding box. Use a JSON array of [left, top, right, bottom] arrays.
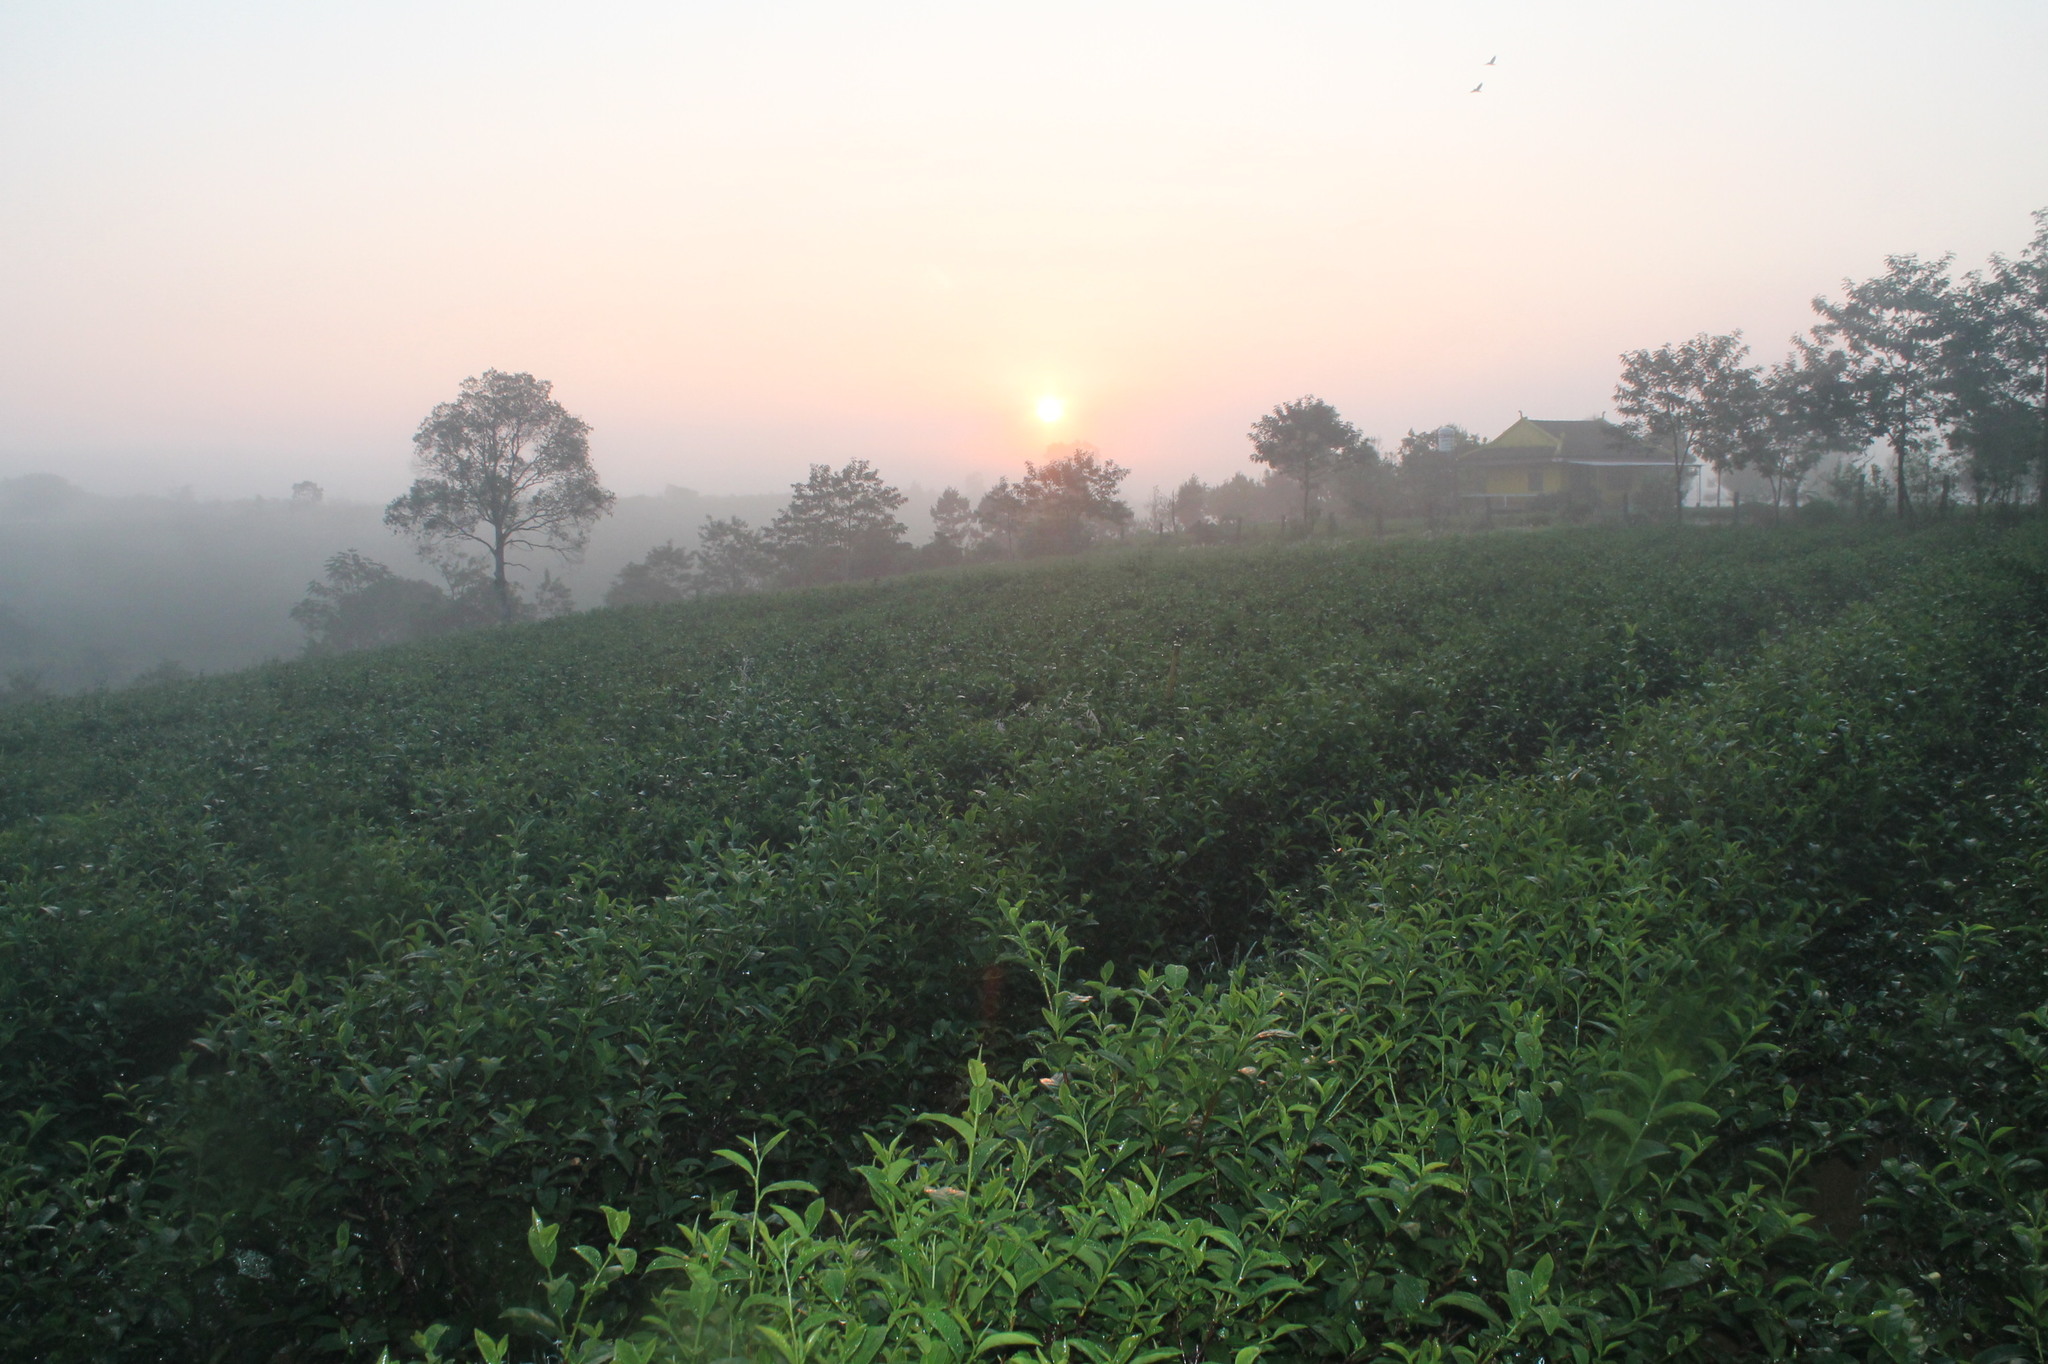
[[1393, 427, 1473, 527], [384, 370, 613, 623], [973, 478, 1028, 558], [1687, 347, 1767, 500], [1947, 211, 2048, 505], [1614, 332, 1750, 521], [1803, 254, 1960, 517], [1754, 355, 1858, 513], [1169, 475, 1208, 533], [929, 488, 976, 558], [2000, 212, 2048, 504]]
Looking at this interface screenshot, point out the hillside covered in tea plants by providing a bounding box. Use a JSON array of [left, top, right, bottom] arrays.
[[6, 523, 2048, 1362]]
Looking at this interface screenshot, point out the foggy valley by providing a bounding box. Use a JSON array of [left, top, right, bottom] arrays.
[[0, 478, 793, 691]]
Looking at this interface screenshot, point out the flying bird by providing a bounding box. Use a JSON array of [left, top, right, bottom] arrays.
[[1470, 81, 1484, 93]]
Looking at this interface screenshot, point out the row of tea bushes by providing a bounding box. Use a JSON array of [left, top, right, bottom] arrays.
[[0, 528, 1924, 1141], [452, 530, 2048, 1361], [1, 524, 2033, 1358]]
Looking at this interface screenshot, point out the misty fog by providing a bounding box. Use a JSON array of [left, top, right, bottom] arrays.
[[0, 474, 940, 692]]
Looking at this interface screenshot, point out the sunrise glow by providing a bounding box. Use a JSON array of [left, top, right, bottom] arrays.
[[0, 4, 2041, 504]]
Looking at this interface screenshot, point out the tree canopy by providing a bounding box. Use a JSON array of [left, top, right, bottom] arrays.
[[603, 542, 696, 608], [290, 551, 454, 655], [1016, 446, 1133, 555], [928, 488, 975, 561], [1614, 333, 1758, 520], [694, 517, 777, 595], [1944, 211, 2048, 504], [1612, 216, 2048, 517], [384, 370, 613, 622], [1801, 255, 1960, 517], [1247, 396, 1369, 528], [972, 478, 1029, 557], [765, 460, 909, 584]]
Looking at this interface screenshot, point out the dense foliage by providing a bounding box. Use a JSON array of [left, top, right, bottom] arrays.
[[4, 523, 2045, 1361], [1618, 208, 2048, 514], [384, 370, 614, 627]]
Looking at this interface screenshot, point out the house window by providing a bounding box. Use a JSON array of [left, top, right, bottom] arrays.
[[1526, 469, 1545, 493]]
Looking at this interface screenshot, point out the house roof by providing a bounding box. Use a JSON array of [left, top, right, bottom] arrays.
[[1461, 417, 1669, 467]]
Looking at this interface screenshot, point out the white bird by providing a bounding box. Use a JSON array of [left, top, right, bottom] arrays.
[[1470, 81, 1483, 93]]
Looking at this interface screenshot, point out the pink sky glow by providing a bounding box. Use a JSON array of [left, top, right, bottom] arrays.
[[2, 1, 2044, 502]]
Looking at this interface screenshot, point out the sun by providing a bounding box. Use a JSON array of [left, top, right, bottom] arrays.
[[1035, 395, 1066, 424]]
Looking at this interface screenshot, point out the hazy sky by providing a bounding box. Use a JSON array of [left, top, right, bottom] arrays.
[[3, 1, 2044, 501]]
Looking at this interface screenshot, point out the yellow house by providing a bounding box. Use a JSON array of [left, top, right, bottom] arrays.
[[1459, 417, 1679, 514]]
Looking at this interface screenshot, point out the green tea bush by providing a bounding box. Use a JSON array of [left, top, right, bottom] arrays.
[[5, 523, 2043, 1358], [2, 529, 1892, 1148], [443, 525, 2048, 1361], [167, 800, 1023, 1345]]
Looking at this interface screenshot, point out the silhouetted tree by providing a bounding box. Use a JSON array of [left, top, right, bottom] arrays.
[[972, 478, 1028, 558], [928, 488, 975, 561], [1248, 396, 1367, 529], [1742, 354, 1861, 512], [1206, 472, 1288, 529], [694, 517, 775, 595], [291, 551, 452, 655], [1993, 211, 2048, 503], [766, 460, 909, 584], [1169, 476, 1208, 534], [532, 573, 575, 618], [385, 370, 614, 622], [605, 542, 696, 607], [1801, 256, 1961, 517], [1943, 212, 2048, 506], [1017, 446, 1133, 554], [1328, 442, 1390, 530], [1393, 428, 1473, 526], [1668, 335, 1759, 496], [1615, 333, 1752, 520]]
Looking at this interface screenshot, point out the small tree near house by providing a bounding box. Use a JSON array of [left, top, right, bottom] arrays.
[[1248, 396, 1369, 529]]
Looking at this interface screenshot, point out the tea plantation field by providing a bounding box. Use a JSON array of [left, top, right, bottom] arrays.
[[5, 524, 2046, 1362]]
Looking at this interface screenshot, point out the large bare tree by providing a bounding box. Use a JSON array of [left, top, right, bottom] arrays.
[[385, 370, 614, 623]]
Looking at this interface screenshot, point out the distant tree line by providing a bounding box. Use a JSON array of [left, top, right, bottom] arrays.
[[601, 446, 1140, 607], [600, 405, 1501, 618], [294, 207, 2046, 652], [1615, 207, 2048, 517], [1140, 405, 1479, 541], [294, 389, 1484, 649]]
